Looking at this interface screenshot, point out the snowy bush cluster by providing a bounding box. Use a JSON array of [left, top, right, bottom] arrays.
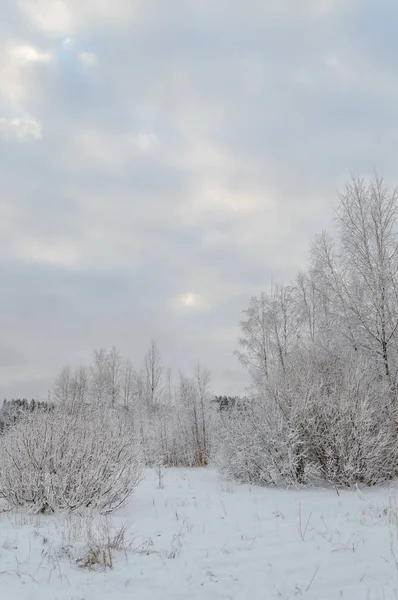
[[219, 175, 398, 487]]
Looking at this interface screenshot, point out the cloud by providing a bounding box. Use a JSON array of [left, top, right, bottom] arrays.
[[190, 183, 267, 215], [0, 40, 52, 103], [10, 43, 52, 65], [78, 51, 98, 69], [0, 117, 42, 140], [65, 128, 160, 172], [59, 38, 98, 69], [18, 0, 139, 34]]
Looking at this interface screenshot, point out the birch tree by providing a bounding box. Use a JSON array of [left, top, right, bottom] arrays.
[[107, 346, 122, 407], [144, 339, 163, 409], [122, 358, 136, 409], [236, 285, 298, 384], [313, 175, 398, 385], [90, 348, 111, 406]]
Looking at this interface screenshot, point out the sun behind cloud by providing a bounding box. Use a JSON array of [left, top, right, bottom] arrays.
[[179, 292, 201, 309]]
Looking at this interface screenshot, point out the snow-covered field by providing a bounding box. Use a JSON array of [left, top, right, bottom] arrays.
[[2, 469, 398, 599]]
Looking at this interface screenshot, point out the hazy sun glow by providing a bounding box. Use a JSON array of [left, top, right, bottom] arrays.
[[180, 292, 199, 308]]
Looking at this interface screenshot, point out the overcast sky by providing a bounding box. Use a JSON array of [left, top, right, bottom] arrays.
[[0, 0, 397, 398]]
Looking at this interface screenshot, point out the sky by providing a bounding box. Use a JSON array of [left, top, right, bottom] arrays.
[[0, 0, 398, 398]]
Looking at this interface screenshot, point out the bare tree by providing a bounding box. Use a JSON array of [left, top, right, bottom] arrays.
[[268, 284, 298, 373], [296, 271, 318, 345], [52, 366, 73, 404], [166, 367, 174, 406], [193, 364, 212, 466], [52, 365, 89, 412], [90, 348, 111, 406], [313, 175, 398, 385], [122, 358, 136, 409], [235, 292, 269, 385], [236, 284, 298, 384], [107, 346, 122, 407], [178, 365, 212, 467], [144, 339, 163, 409], [74, 365, 89, 405]]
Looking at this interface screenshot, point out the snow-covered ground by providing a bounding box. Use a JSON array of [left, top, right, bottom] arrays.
[[2, 469, 398, 599]]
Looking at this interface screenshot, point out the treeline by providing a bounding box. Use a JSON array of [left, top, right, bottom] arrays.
[[0, 398, 53, 433]]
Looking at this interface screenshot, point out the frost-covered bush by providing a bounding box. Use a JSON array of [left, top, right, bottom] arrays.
[[0, 403, 143, 513], [217, 396, 310, 486], [296, 357, 398, 486], [218, 351, 398, 487]]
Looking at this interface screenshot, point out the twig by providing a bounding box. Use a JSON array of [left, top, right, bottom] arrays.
[[305, 565, 320, 592]]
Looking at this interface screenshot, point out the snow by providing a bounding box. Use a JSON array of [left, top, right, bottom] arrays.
[[1, 468, 398, 599]]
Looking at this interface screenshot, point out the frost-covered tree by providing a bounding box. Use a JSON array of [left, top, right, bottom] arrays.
[[177, 365, 213, 467], [122, 358, 136, 409], [312, 175, 398, 385], [236, 284, 298, 384], [107, 346, 122, 407], [221, 174, 398, 487], [144, 339, 163, 409], [90, 348, 111, 406]]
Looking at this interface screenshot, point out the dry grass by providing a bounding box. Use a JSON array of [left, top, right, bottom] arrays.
[[75, 517, 133, 571]]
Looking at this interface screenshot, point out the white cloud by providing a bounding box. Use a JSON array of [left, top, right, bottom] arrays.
[[68, 129, 160, 171], [201, 230, 230, 249], [62, 37, 75, 48], [13, 237, 79, 267], [309, 0, 348, 16], [10, 43, 52, 65], [19, 0, 139, 34], [131, 132, 158, 151], [79, 51, 98, 69], [168, 139, 231, 171], [0, 41, 52, 102], [11, 226, 143, 269], [61, 38, 98, 70], [18, 0, 73, 34], [185, 0, 352, 23], [190, 183, 269, 215], [0, 117, 42, 141]]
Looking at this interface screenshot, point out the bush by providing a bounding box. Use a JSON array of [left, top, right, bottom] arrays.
[[218, 351, 398, 488], [217, 396, 309, 486], [296, 359, 398, 486], [0, 403, 143, 513]]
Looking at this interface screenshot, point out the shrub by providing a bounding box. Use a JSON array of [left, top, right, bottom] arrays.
[[218, 351, 398, 488], [0, 403, 143, 513]]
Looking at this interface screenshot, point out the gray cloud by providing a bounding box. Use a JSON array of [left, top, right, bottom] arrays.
[[0, 0, 397, 397]]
